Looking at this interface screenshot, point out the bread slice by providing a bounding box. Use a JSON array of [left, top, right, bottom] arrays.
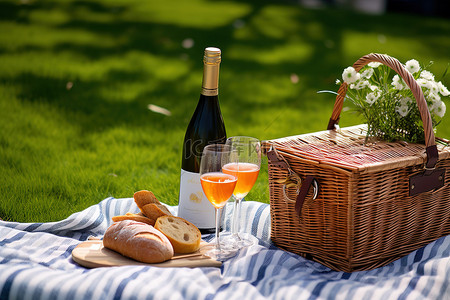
[[103, 220, 174, 263], [155, 216, 201, 254], [133, 190, 161, 210], [112, 212, 155, 226], [141, 203, 172, 221]]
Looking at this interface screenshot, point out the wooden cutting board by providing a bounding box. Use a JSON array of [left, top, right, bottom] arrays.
[[72, 240, 222, 268]]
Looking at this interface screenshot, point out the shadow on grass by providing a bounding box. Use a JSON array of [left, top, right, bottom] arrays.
[[1, 0, 449, 136]]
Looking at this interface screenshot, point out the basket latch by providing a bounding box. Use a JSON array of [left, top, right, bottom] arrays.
[[409, 146, 444, 196], [409, 168, 445, 196], [267, 147, 319, 218]]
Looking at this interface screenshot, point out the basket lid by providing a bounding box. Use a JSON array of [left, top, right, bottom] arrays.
[[263, 125, 450, 174]]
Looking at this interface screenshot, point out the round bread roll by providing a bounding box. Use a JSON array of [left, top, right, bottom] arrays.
[[103, 220, 174, 263], [154, 216, 201, 254]]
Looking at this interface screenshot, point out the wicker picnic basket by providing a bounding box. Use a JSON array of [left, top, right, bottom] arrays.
[[262, 53, 450, 272]]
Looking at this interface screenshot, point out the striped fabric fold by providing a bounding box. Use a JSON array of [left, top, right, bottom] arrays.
[[0, 197, 449, 300]]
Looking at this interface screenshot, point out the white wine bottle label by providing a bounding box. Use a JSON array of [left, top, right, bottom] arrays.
[[178, 169, 216, 229]]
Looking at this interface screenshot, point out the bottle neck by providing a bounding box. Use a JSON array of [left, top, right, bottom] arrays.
[[201, 61, 220, 96]]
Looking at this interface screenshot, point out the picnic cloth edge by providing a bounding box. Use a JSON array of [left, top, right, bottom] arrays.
[[0, 197, 449, 300]]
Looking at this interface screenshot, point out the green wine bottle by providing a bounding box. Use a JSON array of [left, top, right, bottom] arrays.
[[178, 47, 227, 234]]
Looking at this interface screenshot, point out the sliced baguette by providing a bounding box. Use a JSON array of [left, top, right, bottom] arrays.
[[133, 190, 161, 211], [155, 215, 201, 254], [141, 203, 172, 221], [112, 212, 155, 226]]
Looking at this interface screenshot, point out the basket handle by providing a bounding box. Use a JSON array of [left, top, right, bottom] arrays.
[[326, 53, 438, 169]]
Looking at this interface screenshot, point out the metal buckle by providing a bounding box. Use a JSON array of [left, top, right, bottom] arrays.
[[282, 177, 318, 202], [270, 145, 319, 202]]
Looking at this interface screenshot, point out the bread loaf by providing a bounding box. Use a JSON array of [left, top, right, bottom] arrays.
[[103, 220, 174, 263], [154, 216, 201, 254], [112, 212, 155, 226]]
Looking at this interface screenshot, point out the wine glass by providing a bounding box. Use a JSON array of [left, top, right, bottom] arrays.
[[223, 136, 261, 247], [200, 144, 238, 260]]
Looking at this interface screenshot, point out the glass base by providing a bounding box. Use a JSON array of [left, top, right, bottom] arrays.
[[204, 233, 251, 260], [220, 232, 257, 250], [204, 247, 236, 261]]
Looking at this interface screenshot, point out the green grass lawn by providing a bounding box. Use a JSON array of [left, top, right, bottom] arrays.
[[1, 0, 449, 222]]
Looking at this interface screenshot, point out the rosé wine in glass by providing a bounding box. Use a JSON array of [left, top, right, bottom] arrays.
[[222, 162, 260, 199], [224, 136, 261, 248], [200, 173, 237, 208], [199, 144, 238, 260]]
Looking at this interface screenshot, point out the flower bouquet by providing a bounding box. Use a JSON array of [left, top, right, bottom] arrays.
[[335, 59, 449, 143]]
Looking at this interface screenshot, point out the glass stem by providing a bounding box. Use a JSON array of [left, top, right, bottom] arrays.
[[215, 207, 223, 252], [232, 197, 242, 238]]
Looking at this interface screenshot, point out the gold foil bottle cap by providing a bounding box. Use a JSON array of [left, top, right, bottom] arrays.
[[201, 47, 221, 96], [203, 47, 221, 64]]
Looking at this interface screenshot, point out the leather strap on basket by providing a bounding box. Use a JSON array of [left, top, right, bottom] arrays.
[[410, 168, 445, 196], [295, 176, 315, 218], [326, 53, 438, 170], [267, 148, 319, 217], [266, 148, 290, 170]]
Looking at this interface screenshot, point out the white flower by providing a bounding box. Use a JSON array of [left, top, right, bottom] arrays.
[[335, 79, 341, 85], [368, 62, 382, 68], [428, 92, 441, 103], [361, 68, 374, 79], [365, 92, 379, 105], [396, 104, 409, 117], [400, 97, 413, 106], [416, 78, 431, 89], [420, 70, 435, 81], [392, 74, 405, 90], [405, 59, 420, 74], [428, 81, 439, 94], [432, 100, 446, 118], [342, 67, 360, 84], [369, 85, 378, 92], [437, 81, 450, 96], [350, 80, 370, 90]]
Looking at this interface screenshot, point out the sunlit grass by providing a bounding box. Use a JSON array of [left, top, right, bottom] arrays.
[[0, 0, 449, 222]]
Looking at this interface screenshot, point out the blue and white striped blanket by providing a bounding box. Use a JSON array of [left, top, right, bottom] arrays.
[[1, 197, 449, 300]]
